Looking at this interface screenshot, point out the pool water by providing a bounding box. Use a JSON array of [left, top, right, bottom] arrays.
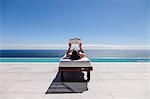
[[0, 58, 149, 62]]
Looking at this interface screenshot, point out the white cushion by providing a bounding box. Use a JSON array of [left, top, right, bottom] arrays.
[[59, 55, 92, 67]]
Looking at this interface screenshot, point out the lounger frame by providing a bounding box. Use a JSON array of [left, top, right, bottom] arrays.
[[59, 67, 93, 82]]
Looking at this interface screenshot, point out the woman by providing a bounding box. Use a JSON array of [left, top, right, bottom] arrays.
[[66, 43, 85, 60]]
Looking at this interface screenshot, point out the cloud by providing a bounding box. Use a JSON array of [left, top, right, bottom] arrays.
[[0, 43, 149, 50]]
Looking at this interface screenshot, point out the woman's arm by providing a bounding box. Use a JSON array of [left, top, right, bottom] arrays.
[[79, 43, 84, 53], [78, 43, 85, 58], [66, 43, 71, 56]]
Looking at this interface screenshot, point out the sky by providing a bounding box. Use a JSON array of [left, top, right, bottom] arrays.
[[0, 0, 149, 48]]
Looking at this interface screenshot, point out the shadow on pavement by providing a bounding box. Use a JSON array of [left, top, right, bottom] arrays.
[[45, 71, 88, 94]]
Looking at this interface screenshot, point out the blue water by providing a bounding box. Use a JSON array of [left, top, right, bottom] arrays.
[[0, 50, 150, 58], [0, 50, 149, 62], [0, 58, 149, 62]]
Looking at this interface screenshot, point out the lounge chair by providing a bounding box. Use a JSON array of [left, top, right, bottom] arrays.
[[59, 54, 93, 82]]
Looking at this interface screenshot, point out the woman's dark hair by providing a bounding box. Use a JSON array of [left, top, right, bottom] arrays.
[[70, 50, 81, 60]]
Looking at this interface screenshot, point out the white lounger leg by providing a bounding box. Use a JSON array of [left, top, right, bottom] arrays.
[[86, 71, 90, 82]]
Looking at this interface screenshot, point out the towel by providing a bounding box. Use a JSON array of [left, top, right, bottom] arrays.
[[59, 55, 92, 67]]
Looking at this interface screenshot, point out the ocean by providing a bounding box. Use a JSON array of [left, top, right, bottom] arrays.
[[0, 50, 150, 62]]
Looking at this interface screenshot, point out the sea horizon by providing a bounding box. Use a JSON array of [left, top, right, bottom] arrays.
[[0, 49, 149, 58], [0, 49, 149, 62]]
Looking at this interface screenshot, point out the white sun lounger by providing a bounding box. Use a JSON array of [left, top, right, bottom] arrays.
[[59, 55, 93, 82]]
